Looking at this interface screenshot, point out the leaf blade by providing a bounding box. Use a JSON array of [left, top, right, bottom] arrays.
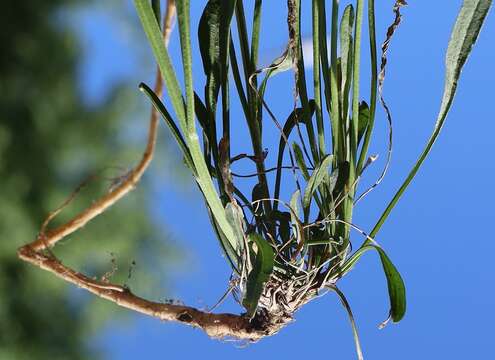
[[369, 0, 492, 239], [134, 0, 186, 129], [341, 244, 406, 323], [302, 154, 333, 216], [243, 233, 275, 319], [139, 83, 195, 173], [273, 101, 316, 209]]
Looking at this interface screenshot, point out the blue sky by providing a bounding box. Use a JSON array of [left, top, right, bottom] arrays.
[[72, 1, 495, 359]]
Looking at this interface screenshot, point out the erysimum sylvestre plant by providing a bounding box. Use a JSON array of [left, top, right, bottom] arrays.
[[17, 0, 492, 358]]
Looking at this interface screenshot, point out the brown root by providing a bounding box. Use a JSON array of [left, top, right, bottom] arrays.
[[17, 244, 297, 341], [15, 0, 297, 342]]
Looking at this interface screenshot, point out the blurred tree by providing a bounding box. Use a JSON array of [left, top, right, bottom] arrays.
[[0, 1, 176, 358]]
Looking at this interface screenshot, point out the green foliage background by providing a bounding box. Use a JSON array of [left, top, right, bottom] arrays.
[[0, 1, 176, 358]]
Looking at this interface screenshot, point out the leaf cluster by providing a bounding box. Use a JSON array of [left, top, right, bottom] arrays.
[[134, 0, 492, 351]]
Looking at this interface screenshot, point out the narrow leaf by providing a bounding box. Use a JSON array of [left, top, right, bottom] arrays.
[[327, 286, 364, 360], [134, 0, 186, 129], [303, 154, 333, 215], [270, 210, 291, 245], [151, 0, 161, 25], [198, 0, 237, 125], [370, 0, 492, 238], [289, 189, 302, 245], [193, 92, 210, 134], [176, 0, 242, 270], [292, 142, 310, 180], [198, 1, 221, 102], [340, 4, 355, 105], [357, 101, 370, 145], [205, 209, 240, 273], [225, 202, 246, 255], [273, 101, 316, 209], [198, 1, 221, 156], [440, 0, 491, 119], [341, 244, 406, 323], [139, 83, 195, 172], [243, 233, 275, 319]]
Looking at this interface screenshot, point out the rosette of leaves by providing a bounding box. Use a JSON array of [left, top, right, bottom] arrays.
[[133, 0, 491, 355]]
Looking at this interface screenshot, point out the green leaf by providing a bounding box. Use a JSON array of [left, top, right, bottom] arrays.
[[233, 186, 253, 212], [139, 83, 195, 173], [332, 161, 349, 197], [229, 38, 249, 117], [151, 0, 161, 25], [289, 189, 302, 244], [357, 101, 370, 145], [251, 0, 263, 68], [327, 167, 340, 194], [273, 101, 316, 209], [312, 0, 326, 157], [225, 202, 246, 255], [176, 0, 243, 270], [135, 1, 247, 271], [327, 286, 363, 360], [193, 92, 215, 167], [292, 142, 310, 181], [199, 0, 236, 148], [198, 1, 221, 102], [205, 205, 241, 273], [134, 0, 186, 129], [377, 247, 406, 323], [355, 0, 379, 174], [317, 0, 331, 114], [198, 1, 222, 169], [193, 92, 210, 134], [369, 0, 492, 239], [350, 0, 365, 147], [270, 210, 291, 245], [341, 244, 406, 323], [242, 233, 275, 319], [327, 0, 343, 161], [303, 154, 333, 216], [441, 0, 492, 118], [198, 0, 236, 116], [291, 0, 320, 163], [339, 4, 355, 111]]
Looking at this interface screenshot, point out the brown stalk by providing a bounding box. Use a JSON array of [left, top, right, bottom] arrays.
[[17, 0, 275, 341]]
